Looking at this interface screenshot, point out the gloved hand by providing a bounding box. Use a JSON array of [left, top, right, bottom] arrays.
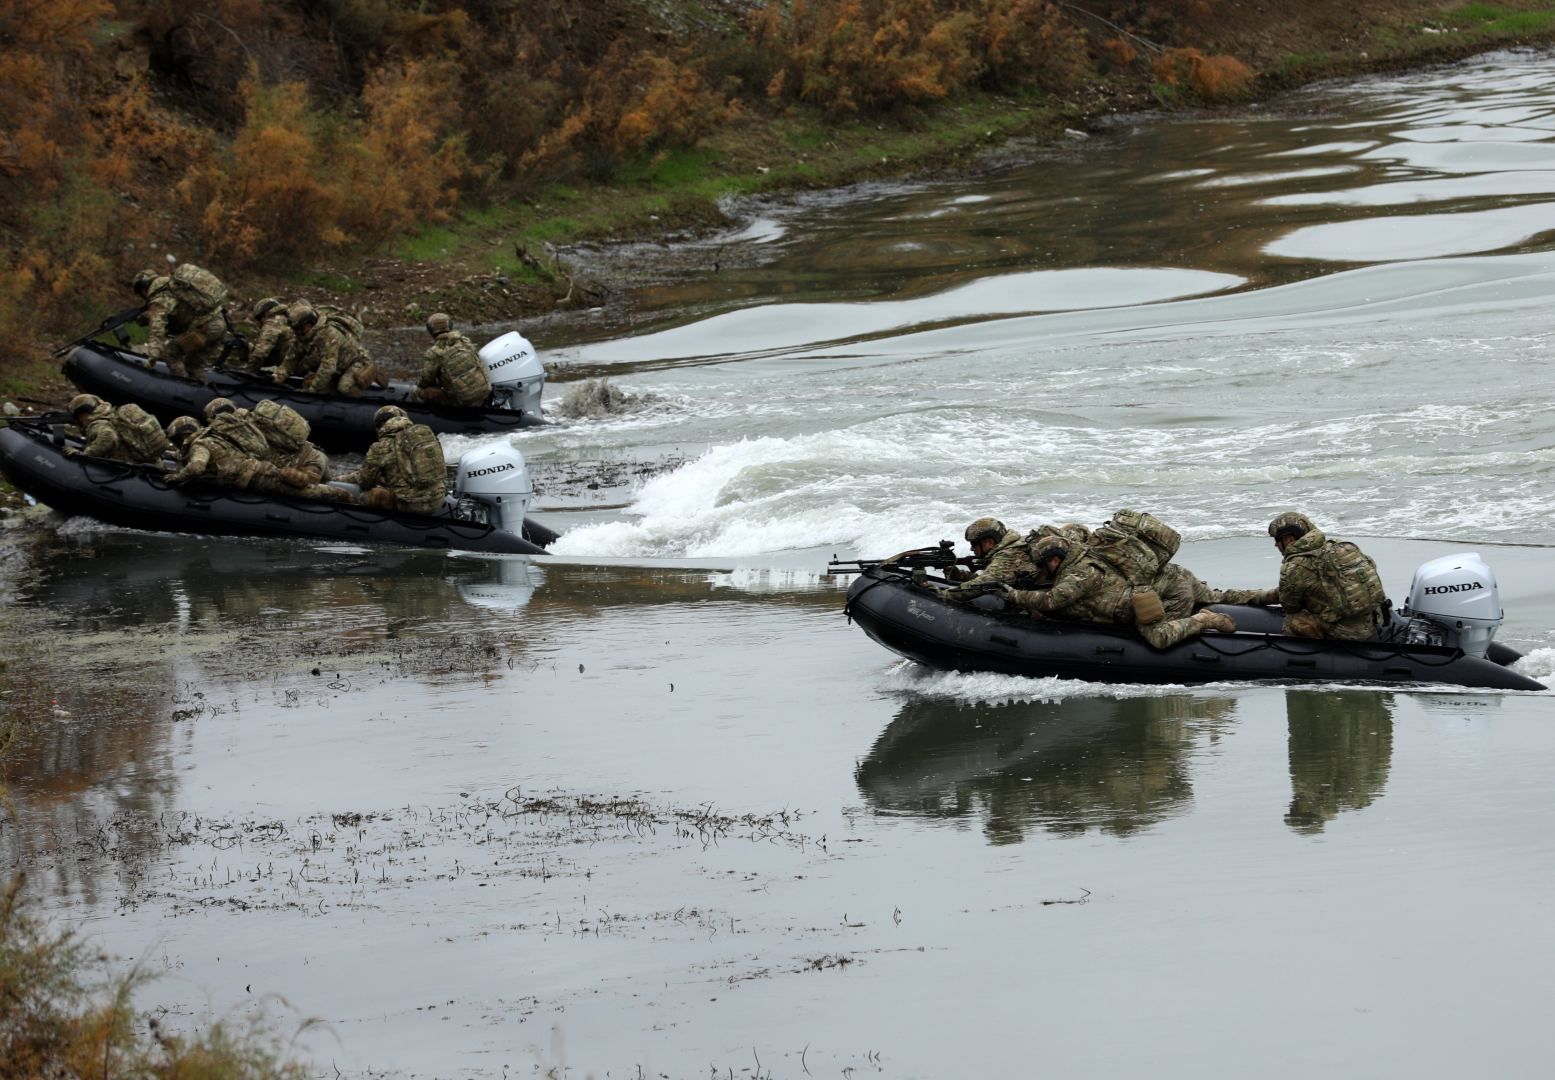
[[62, 446, 82, 458], [910, 567, 929, 585], [271, 369, 289, 385], [165, 469, 192, 486], [278, 467, 312, 487], [360, 486, 396, 510]]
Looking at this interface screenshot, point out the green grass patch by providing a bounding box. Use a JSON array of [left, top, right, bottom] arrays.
[[1447, 2, 1508, 24]]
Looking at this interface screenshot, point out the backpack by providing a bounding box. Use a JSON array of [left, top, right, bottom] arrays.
[[320, 307, 364, 339], [253, 399, 311, 452], [167, 263, 228, 314], [1087, 508, 1181, 586], [1318, 541, 1387, 621], [111, 403, 170, 460], [206, 411, 270, 458], [393, 423, 446, 491]]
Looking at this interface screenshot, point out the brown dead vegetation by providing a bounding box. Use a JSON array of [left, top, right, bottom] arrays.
[[2, 0, 1551, 373]]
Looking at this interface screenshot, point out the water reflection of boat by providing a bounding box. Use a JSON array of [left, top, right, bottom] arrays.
[[1284, 691, 1394, 834], [63, 341, 543, 451], [0, 418, 553, 555], [844, 568, 1546, 691], [856, 695, 1236, 842]]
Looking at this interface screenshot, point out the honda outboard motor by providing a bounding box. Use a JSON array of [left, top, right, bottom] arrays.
[[454, 441, 532, 534], [479, 332, 545, 416], [1399, 552, 1503, 657]]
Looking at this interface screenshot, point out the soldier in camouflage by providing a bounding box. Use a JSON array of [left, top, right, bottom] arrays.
[[64, 394, 170, 464], [132, 264, 230, 379], [937, 517, 1038, 588], [1254, 512, 1388, 639], [245, 297, 297, 375], [335, 405, 447, 514], [248, 399, 346, 502], [281, 302, 382, 396], [164, 414, 268, 489], [1006, 536, 1237, 649], [414, 313, 492, 408]]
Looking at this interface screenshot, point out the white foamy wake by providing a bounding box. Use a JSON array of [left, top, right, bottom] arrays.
[[1513, 647, 1555, 685], [878, 662, 1203, 704]]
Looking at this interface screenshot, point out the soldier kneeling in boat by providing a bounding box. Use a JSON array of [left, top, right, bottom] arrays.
[[1217, 512, 1387, 640], [64, 394, 170, 465], [413, 312, 491, 408], [334, 405, 447, 515], [277, 301, 383, 397], [131, 263, 232, 379], [1005, 535, 1237, 650], [921, 517, 1039, 590]]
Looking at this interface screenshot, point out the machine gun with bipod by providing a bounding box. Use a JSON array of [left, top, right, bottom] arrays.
[[827, 539, 975, 577]]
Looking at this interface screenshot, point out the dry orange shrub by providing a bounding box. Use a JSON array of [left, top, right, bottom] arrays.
[[1152, 47, 1254, 101], [522, 41, 731, 178], [753, 0, 1095, 112]]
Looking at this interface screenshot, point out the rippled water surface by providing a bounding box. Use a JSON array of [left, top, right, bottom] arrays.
[[5, 50, 1555, 1078]]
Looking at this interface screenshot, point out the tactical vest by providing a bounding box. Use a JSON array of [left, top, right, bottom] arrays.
[[253, 399, 311, 453], [206, 411, 270, 458], [112, 403, 170, 460], [166, 263, 228, 314], [1087, 508, 1181, 586]]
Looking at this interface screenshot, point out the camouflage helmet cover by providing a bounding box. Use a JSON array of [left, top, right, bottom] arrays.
[[1033, 535, 1071, 563], [203, 397, 237, 420], [965, 517, 1005, 544], [286, 301, 318, 330], [253, 296, 285, 321], [68, 393, 103, 416], [166, 415, 201, 442], [373, 404, 408, 429], [1268, 512, 1316, 541], [425, 312, 453, 337]]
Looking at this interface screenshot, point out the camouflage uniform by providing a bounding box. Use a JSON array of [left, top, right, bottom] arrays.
[[335, 417, 446, 514], [945, 527, 1037, 587], [141, 265, 230, 379], [247, 310, 298, 375], [415, 329, 492, 408], [299, 309, 379, 396], [1010, 544, 1230, 650], [77, 402, 170, 464], [166, 428, 267, 489], [1267, 513, 1387, 640], [249, 399, 343, 502]]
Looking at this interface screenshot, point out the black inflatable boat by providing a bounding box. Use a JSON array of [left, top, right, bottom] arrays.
[[62, 342, 544, 451], [843, 567, 1547, 692], [0, 418, 556, 555]]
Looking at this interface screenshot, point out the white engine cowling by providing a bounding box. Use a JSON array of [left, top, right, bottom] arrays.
[[454, 441, 532, 534], [479, 332, 545, 416], [1401, 552, 1503, 658]]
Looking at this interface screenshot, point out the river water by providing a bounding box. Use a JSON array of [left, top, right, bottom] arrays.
[[4, 49, 1555, 1078]]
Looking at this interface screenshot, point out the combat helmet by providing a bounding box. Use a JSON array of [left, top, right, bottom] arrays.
[[425, 312, 453, 337], [203, 397, 237, 421], [373, 404, 408, 430], [131, 269, 159, 297], [1032, 535, 1071, 564], [1268, 512, 1316, 544], [252, 296, 285, 322], [286, 301, 318, 332], [68, 393, 103, 418], [166, 416, 201, 444], [965, 517, 1005, 545]]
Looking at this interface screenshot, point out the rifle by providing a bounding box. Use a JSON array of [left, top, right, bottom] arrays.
[[827, 539, 975, 576], [53, 304, 147, 357]]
